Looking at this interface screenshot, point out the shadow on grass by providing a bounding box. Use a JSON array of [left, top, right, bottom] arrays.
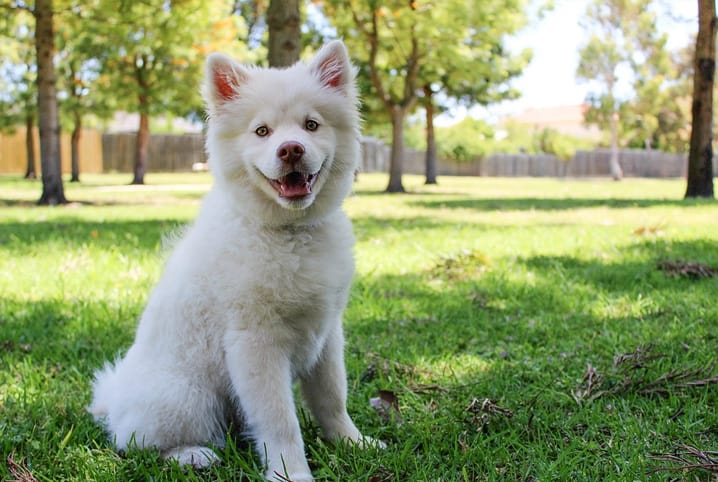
[[351, 188, 467, 197], [1, 214, 491, 253], [0, 218, 186, 253], [0, 199, 39, 208], [3, 211, 715, 375], [351, 214, 504, 242], [410, 197, 713, 212], [2, 236, 717, 480], [347, 238, 718, 370]]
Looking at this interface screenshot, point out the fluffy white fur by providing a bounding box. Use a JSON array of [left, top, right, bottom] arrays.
[[89, 41, 379, 482]]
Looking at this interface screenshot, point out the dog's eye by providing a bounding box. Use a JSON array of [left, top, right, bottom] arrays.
[[255, 126, 269, 137], [305, 119, 319, 132]]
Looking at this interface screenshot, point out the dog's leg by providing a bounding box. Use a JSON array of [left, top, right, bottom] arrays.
[[301, 324, 383, 449], [225, 331, 313, 482]]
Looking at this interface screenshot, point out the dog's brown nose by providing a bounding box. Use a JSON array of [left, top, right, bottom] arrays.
[[277, 142, 305, 164]]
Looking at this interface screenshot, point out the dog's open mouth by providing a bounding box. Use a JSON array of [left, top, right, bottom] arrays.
[[267, 171, 319, 200]]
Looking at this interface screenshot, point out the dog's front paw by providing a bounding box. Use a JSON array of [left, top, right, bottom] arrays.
[[356, 435, 386, 450], [163, 445, 219, 468], [269, 470, 313, 482]]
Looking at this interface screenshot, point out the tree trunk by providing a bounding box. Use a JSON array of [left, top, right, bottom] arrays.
[[685, 0, 716, 198], [24, 113, 36, 179], [70, 113, 81, 182], [424, 86, 437, 185], [386, 107, 406, 193], [267, 0, 301, 68], [609, 111, 623, 180], [35, 0, 66, 205], [132, 111, 149, 185]]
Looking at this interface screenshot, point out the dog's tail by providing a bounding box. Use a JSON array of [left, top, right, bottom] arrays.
[[87, 359, 121, 421]]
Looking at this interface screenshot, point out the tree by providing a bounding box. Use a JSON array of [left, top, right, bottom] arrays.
[[267, 0, 300, 67], [685, 0, 715, 198], [325, 1, 437, 192], [576, 0, 643, 180], [56, 10, 110, 183], [34, 0, 66, 204], [0, 7, 38, 179], [578, 0, 688, 174], [352, 1, 424, 192], [326, 0, 528, 191], [422, 85, 438, 184], [90, 0, 228, 184], [2, 0, 67, 202], [620, 1, 689, 153], [417, 0, 529, 184]]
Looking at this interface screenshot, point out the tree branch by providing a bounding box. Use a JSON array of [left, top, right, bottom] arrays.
[[401, 22, 421, 110], [350, 2, 393, 112]]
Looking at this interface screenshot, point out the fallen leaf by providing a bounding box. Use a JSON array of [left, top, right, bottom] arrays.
[[370, 389, 401, 425]]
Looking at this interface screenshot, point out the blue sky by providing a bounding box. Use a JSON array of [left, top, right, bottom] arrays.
[[439, 0, 698, 124]]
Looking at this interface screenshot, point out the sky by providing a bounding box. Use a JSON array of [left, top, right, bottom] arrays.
[[438, 0, 699, 125]]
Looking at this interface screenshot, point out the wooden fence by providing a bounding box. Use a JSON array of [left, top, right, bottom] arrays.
[[2, 130, 712, 178], [0, 127, 103, 174], [390, 143, 708, 178], [101, 133, 207, 172]]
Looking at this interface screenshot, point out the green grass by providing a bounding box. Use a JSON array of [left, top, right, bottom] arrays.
[[1, 173, 717, 481]]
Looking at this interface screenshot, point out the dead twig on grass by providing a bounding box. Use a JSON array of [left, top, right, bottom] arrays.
[[7, 450, 38, 482], [649, 443, 718, 477], [573, 362, 605, 402], [658, 260, 718, 279], [573, 345, 718, 403], [465, 398, 513, 431]]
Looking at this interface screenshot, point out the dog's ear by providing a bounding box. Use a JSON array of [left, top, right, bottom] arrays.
[[203, 53, 248, 108], [309, 40, 354, 92]]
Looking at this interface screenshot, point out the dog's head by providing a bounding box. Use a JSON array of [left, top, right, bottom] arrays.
[[203, 41, 359, 224]]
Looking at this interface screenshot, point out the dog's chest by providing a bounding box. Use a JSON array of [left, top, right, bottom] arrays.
[[219, 221, 354, 332], [217, 223, 352, 372]]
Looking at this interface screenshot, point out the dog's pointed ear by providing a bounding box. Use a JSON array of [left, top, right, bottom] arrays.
[[309, 40, 354, 92], [203, 53, 248, 108]]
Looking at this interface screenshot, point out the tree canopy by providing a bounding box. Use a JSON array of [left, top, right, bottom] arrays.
[[577, 0, 693, 181], [83, 0, 251, 183], [0, 0, 705, 195], [323, 0, 530, 191]]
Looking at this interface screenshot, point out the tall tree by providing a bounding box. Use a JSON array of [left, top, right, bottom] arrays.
[[34, 0, 66, 204], [620, 1, 683, 152], [0, 7, 38, 179], [577, 0, 645, 180], [326, 0, 527, 192], [422, 85, 438, 184], [685, 0, 715, 198], [417, 0, 529, 184], [326, 1, 430, 192], [91, 0, 222, 184], [578, 0, 686, 173], [56, 11, 110, 183], [267, 0, 300, 67]]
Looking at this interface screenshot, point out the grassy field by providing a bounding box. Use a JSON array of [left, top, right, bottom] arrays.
[[1, 173, 717, 481]]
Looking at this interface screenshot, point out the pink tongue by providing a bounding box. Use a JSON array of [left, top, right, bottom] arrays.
[[279, 173, 312, 199]]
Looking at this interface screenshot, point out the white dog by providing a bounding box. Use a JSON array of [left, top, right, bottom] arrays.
[[89, 40, 379, 482]]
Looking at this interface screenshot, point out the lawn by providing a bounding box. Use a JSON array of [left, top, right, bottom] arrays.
[[1, 173, 717, 481]]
